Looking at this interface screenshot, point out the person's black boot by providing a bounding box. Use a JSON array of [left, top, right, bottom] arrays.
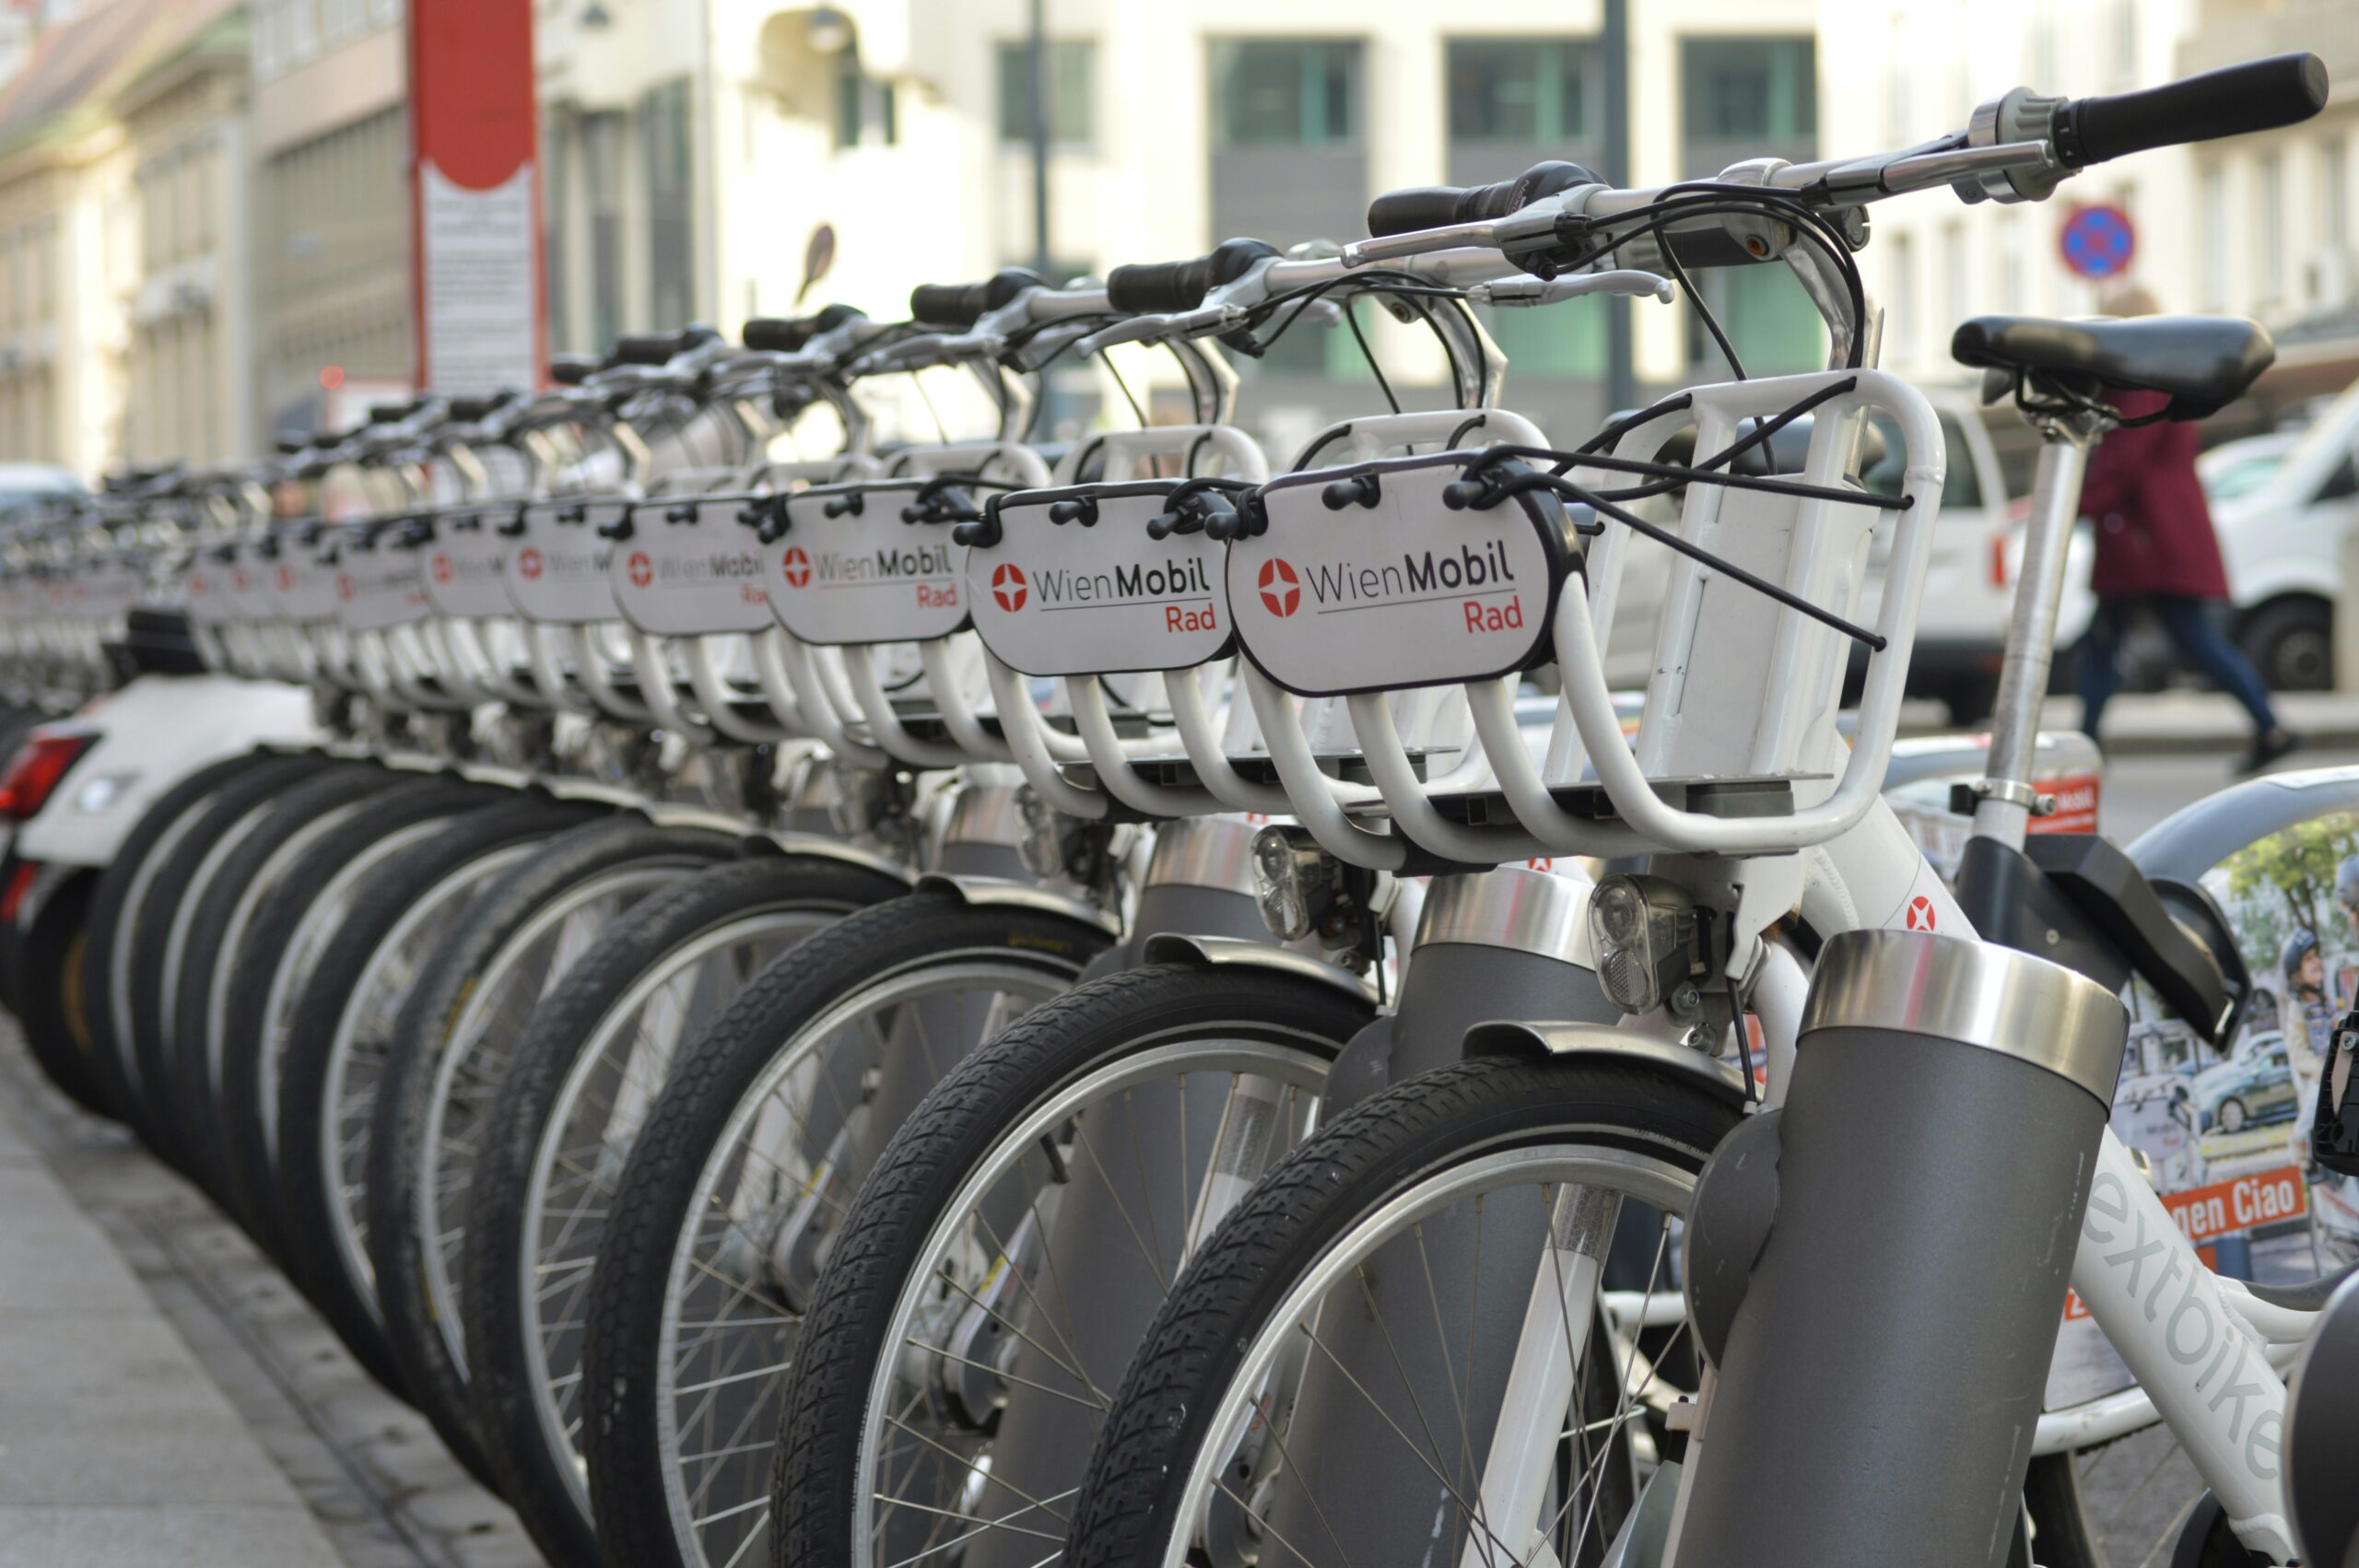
[[2238, 726, 2304, 775]]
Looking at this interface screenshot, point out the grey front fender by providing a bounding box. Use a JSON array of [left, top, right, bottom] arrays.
[[1461, 1020, 1749, 1112], [912, 872, 1121, 935], [1141, 932, 1379, 1002]]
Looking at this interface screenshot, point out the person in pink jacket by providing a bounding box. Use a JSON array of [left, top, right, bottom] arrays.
[[2076, 286, 2300, 773]]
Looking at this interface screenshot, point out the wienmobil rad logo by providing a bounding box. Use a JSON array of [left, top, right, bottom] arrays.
[[992, 563, 1027, 612], [635, 549, 761, 590], [518, 546, 546, 579], [432, 553, 454, 583], [1271, 541, 1523, 633], [786, 543, 960, 609]]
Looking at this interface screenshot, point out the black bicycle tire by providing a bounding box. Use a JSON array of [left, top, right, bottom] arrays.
[[217, 776, 492, 1266], [582, 890, 1114, 1568], [78, 748, 291, 1129], [366, 813, 741, 1491], [771, 959, 1370, 1568], [1062, 1054, 1740, 1568], [122, 751, 334, 1171], [275, 793, 602, 1398], [168, 760, 404, 1211], [464, 853, 911, 1568]]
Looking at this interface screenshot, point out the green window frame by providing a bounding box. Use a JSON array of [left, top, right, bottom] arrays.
[[1209, 39, 1362, 147], [1445, 39, 1592, 145]]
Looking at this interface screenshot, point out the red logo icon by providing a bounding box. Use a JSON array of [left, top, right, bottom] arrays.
[[276, 565, 294, 591], [518, 547, 545, 579], [431, 553, 453, 584], [781, 547, 811, 588], [1258, 557, 1300, 618], [992, 563, 1027, 612], [1906, 895, 1937, 931], [335, 572, 355, 601], [627, 551, 654, 589], [232, 568, 251, 591]]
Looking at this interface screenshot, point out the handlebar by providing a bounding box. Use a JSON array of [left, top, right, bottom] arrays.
[[1366, 160, 1600, 239], [1107, 239, 1279, 313], [610, 329, 703, 367], [549, 354, 598, 386], [743, 303, 866, 354], [2053, 52, 2329, 168], [910, 268, 1044, 328]]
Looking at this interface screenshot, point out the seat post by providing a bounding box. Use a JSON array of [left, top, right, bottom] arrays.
[[1970, 407, 2108, 851]]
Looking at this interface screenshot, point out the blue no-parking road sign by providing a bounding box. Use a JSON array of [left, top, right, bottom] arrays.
[[2060, 204, 2137, 280]]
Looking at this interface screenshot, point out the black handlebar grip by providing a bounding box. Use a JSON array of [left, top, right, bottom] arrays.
[[909, 268, 1046, 328], [1366, 160, 1601, 238], [744, 315, 818, 353], [1108, 238, 1281, 314], [2056, 53, 2329, 168], [548, 354, 597, 386], [368, 399, 425, 424], [612, 331, 689, 366], [447, 392, 517, 422]]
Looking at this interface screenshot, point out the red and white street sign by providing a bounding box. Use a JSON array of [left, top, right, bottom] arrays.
[[408, 0, 544, 396]]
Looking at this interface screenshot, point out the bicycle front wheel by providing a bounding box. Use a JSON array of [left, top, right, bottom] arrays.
[[1065, 1054, 1740, 1568]]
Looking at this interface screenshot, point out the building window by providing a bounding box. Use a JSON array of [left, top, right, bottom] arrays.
[[583, 111, 626, 346], [1689, 264, 1825, 375], [835, 49, 898, 149], [1445, 39, 1590, 145], [1209, 40, 1361, 147], [1680, 37, 1815, 145], [1481, 302, 1605, 380], [996, 41, 1094, 146], [643, 80, 695, 327]]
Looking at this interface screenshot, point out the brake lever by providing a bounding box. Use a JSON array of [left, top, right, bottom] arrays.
[[1468, 270, 1676, 307]]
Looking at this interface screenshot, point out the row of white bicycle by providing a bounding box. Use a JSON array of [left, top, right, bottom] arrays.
[[4, 45, 2359, 1568]]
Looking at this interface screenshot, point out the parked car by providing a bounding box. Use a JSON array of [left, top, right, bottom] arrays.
[[0, 462, 86, 517], [2200, 429, 2301, 502], [2189, 1031, 2298, 1133], [2212, 377, 2359, 690]]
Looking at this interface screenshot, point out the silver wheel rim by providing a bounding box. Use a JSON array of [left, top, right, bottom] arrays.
[[205, 800, 372, 1111], [1157, 1145, 1702, 1568], [318, 843, 537, 1320], [517, 909, 839, 1516], [852, 1032, 1333, 1568], [654, 957, 1073, 1568], [259, 818, 444, 1168], [416, 861, 694, 1378]]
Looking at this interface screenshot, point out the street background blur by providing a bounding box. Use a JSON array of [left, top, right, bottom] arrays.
[[0, 0, 2353, 692]]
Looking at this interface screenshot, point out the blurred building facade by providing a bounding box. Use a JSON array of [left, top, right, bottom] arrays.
[[248, 0, 411, 435], [1822, 0, 2359, 404], [0, 0, 251, 474], [534, 0, 1821, 451]]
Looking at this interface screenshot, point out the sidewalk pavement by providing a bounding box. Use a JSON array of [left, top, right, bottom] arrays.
[[1903, 688, 2359, 755], [0, 1024, 541, 1568], [0, 1053, 343, 1564]]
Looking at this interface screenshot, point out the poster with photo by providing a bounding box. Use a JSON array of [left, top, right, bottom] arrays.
[[2045, 811, 2359, 1410]]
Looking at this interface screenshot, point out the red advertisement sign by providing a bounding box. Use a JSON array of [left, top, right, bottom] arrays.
[[407, 0, 544, 394], [2062, 1165, 2306, 1320]]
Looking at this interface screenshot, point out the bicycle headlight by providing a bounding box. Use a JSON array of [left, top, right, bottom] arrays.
[[1251, 825, 1332, 942], [1590, 873, 1699, 1015]]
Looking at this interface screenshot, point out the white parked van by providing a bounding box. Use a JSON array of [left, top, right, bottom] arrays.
[[2210, 378, 2359, 691]]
